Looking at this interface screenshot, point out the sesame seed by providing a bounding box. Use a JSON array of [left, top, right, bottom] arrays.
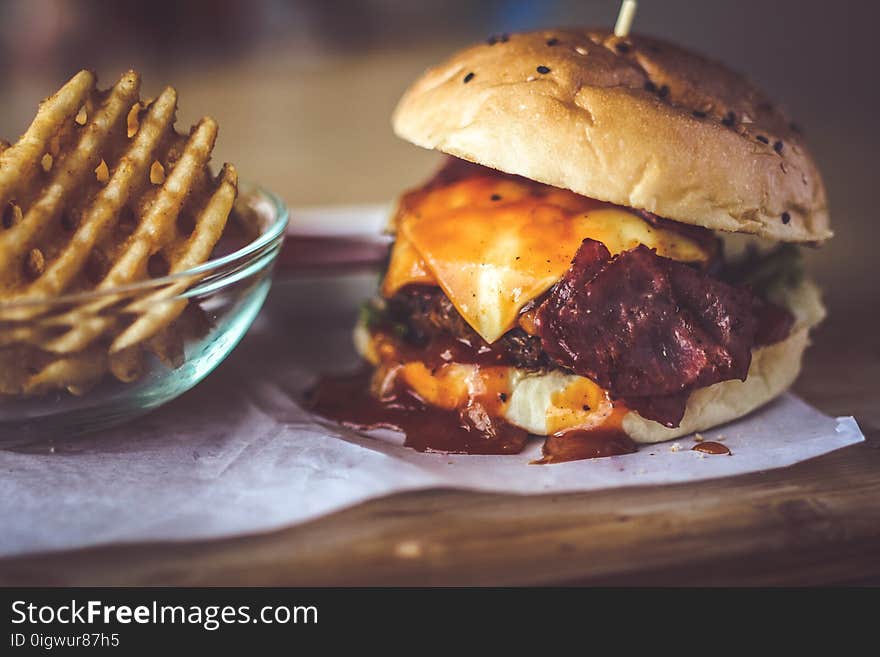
[[721, 111, 736, 127], [498, 392, 508, 402], [643, 81, 657, 93], [536, 65, 551, 74], [658, 85, 669, 98], [756, 135, 769, 144], [615, 42, 631, 53], [782, 212, 791, 224], [773, 140, 784, 154], [546, 37, 559, 46], [463, 72, 475, 84], [490, 194, 501, 201], [692, 110, 706, 118], [575, 46, 589, 56]]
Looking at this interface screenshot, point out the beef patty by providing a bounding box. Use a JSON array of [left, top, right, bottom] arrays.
[[384, 286, 549, 370]]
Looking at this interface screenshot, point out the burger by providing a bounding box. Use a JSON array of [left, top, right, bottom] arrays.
[[311, 29, 830, 463]]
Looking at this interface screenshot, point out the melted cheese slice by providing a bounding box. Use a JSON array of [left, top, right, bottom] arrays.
[[383, 175, 709, 344], [367, 337, 615, 436]]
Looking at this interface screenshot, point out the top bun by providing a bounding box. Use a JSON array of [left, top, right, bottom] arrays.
[[393, 29, 831, 243]]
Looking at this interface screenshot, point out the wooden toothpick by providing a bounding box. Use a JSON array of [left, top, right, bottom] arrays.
[[614, 0, 638, 38]]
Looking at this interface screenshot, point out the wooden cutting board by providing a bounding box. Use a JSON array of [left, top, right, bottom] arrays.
[[0, 307, 877, 586]]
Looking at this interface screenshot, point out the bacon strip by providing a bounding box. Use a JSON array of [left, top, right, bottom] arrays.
[[535, 239, 767, 427]]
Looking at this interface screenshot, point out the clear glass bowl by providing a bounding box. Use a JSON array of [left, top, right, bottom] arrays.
[[0, 185, 288, 445]]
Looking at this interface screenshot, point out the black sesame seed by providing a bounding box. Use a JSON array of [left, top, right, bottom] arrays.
[[487, 33, 509, 45], [756, 135, 769, 144], [546, 37, 559, 46], [582, 404, 591, 411], [499, 392, 508, 402], [721, 111, 736, 127], [615, 42, 631, 53], [692, 110, 706, 118], [644, 81, 657, 93], [490, 194, 501, 201], [536, 65, 551, 74], [781, 212, 791, 224], [463, 72, 475, 84], [500, 33, 509, 42], [658, 84, 670, 98], [773, 140, 784, 154]]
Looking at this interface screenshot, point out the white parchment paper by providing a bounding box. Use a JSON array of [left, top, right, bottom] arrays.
[[0, 256, 864, 559]]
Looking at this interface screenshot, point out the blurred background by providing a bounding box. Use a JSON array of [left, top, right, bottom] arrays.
[[0, 0, 875, 322]]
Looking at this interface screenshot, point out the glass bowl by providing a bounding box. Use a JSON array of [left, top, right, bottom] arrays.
[[0, 185, 288, 445]]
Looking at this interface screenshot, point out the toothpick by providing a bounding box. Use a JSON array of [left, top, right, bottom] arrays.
[[614, 0, 638, 38]]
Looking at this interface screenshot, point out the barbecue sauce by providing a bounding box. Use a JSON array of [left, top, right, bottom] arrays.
[[377, 332, 514, 368], [309, 326, 644, 462], [535, 408, 637, 464], [308, 369, 527, 455], [310, 368, 640, 461], [692, 441, 732, 455]]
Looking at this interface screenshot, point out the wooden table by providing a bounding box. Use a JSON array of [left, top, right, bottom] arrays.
[[0, 307, 876, 587]]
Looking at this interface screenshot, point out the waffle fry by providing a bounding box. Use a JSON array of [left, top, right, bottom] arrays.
[[0, 70, 238, 396]]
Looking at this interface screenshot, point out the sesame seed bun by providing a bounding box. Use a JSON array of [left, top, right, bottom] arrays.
[[393, 29, 831, 243]]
